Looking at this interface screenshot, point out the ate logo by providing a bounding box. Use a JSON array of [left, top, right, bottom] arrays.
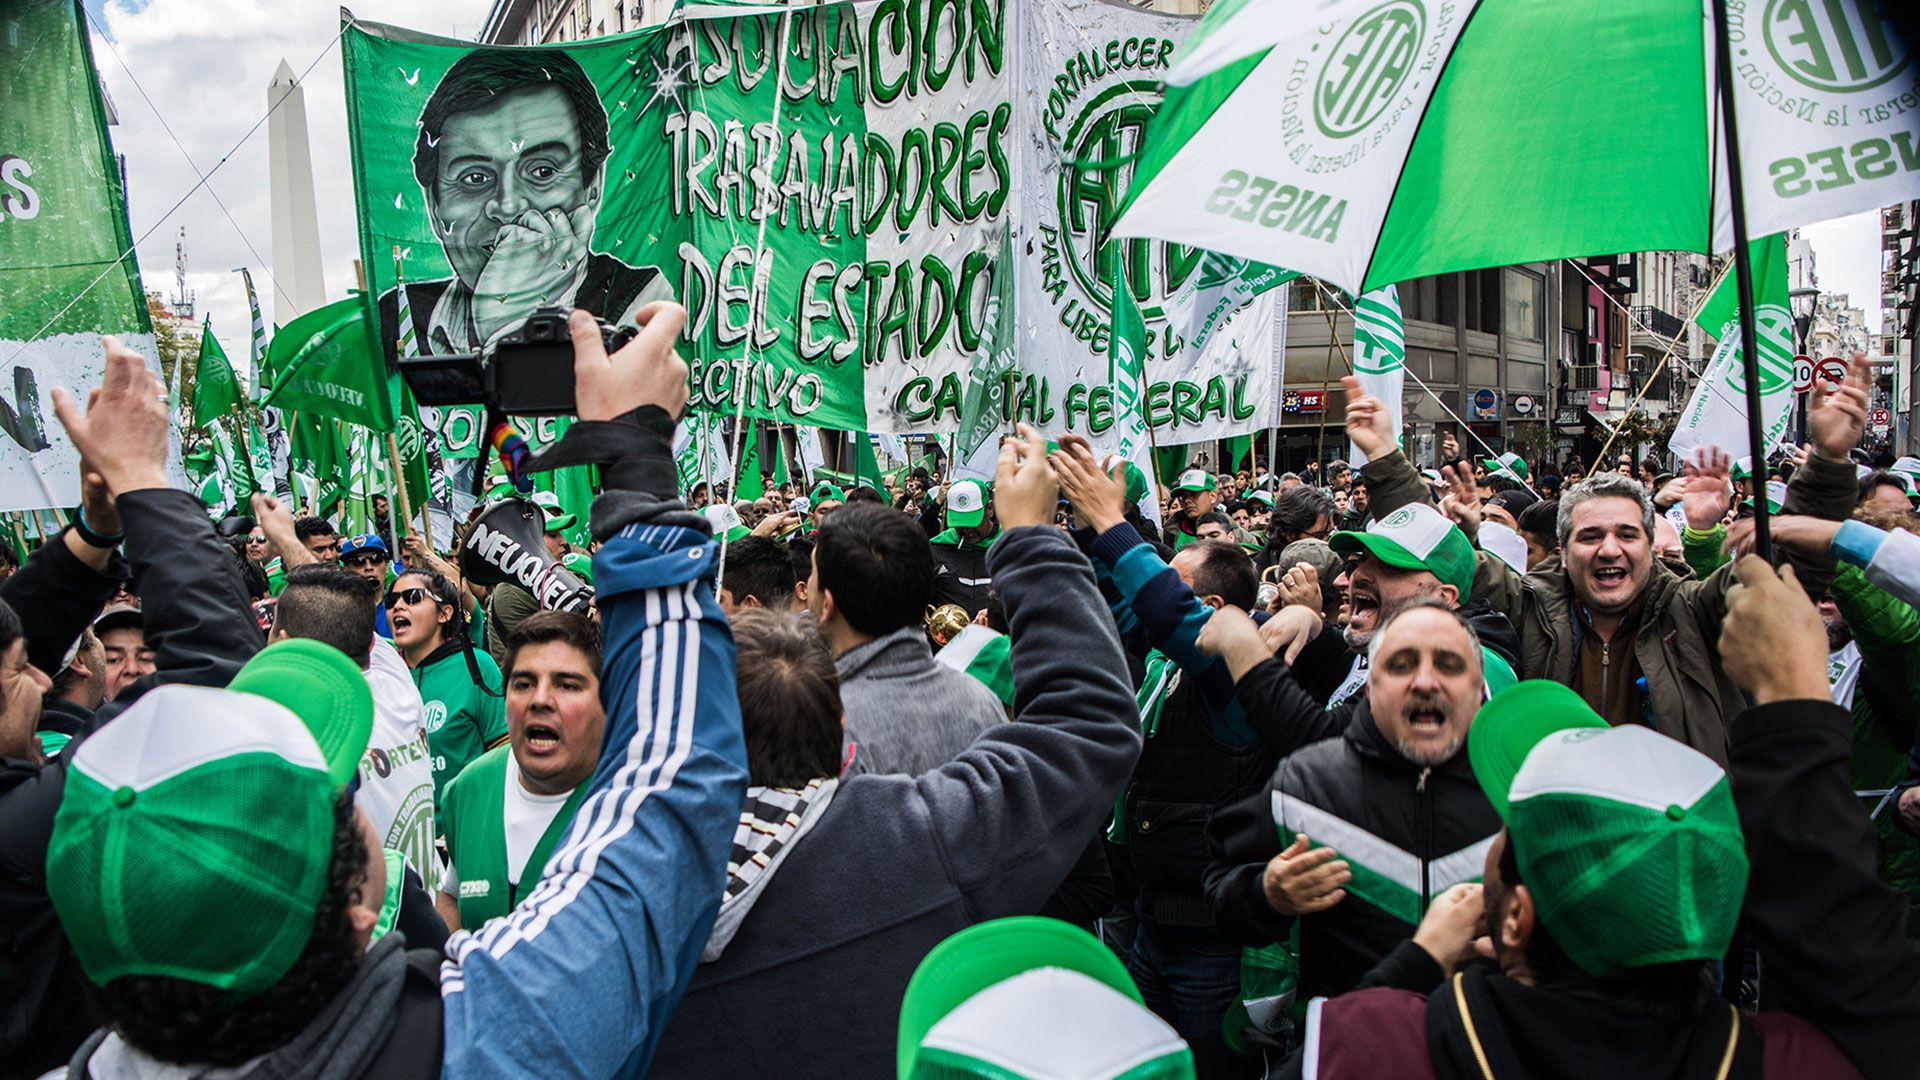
[[1380, 507, 1418, 529], [1722, 305, 1797, 396], [1315, 1, 1427, 140], [1764, 0, 1908, 94], [1057, 85, 1195, 321]]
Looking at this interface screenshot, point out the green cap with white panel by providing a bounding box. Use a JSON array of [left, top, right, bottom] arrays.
[[1468, 680, 1749, 977], [1328, 502, 1477, 598], [899, 918, 1194, 1079]]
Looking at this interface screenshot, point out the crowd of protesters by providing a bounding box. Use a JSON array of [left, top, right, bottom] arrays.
[[2, 309, 1919, 1080]]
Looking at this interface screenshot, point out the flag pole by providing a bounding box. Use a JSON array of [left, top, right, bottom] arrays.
[[1711, 0, 1771, 562], [385, 432, 430, 551]]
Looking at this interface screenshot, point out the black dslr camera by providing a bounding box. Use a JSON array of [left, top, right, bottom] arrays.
[[397, 306, 637, 417]]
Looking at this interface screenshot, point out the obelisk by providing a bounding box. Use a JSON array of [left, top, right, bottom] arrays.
[[267, 59, 327, 324]]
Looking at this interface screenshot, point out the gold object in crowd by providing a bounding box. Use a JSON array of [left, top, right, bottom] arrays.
[[925, 604, 971, 647]]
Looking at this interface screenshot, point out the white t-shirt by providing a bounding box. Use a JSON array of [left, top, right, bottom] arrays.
[[358, 636, 442, 893], [503, 753, 577, 887]]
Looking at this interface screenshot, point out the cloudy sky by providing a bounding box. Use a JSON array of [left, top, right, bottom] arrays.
[[90, 0, 1890, 368], [89, 0, 485, 358]]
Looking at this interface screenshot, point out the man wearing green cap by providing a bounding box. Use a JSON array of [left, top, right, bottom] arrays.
[[930, 477, 1001, 615], [41, 306, 750, 1078], [1343, 367, 1866, 763], [1284, 557, 1920, 1078], [1168, 468, 1219, 550], [3, 339, 292, 1075]]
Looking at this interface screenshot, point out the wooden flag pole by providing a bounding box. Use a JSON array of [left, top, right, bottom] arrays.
[[386, 432, 433, 553]]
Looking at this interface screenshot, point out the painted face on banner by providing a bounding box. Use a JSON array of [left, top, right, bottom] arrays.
[[428, 85, 600, 292]]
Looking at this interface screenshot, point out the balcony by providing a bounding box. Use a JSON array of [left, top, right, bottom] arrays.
[[1629, 305, 1687, 341]]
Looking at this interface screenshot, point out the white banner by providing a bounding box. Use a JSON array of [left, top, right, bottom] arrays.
[[1014, 0, 1286, 448]]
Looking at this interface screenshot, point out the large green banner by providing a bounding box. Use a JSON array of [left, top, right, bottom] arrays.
[[343, 0, 1282, 444], [0, 0, 157, 510]]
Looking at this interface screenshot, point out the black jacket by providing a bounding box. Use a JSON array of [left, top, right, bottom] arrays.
[[929, 532, 995, 615], [1203, 702, 1502, 1001], [1, 491, 264, 1078]]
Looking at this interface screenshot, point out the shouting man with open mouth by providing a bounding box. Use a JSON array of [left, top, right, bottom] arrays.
[[436, 610, 604, 932]]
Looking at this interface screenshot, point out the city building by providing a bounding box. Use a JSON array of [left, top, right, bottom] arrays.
[[480, 0, 660, 44], [1884, 202, 1917, 454]]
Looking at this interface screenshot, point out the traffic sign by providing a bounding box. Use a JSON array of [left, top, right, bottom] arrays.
[[1792, 355, 1814, 394], [1871, 407, 1892, 427], [1815, 357, 1848, 387]]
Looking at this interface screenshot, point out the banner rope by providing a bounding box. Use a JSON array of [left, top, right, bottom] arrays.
[[80, 7, 301, 319]]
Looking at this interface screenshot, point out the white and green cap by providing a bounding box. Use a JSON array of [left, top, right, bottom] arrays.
[[1328, 502, 1476, 598], [934, 625, 1013, 707], [530, 490, 576, 534], [1893, 455, 1920, 475], [1172, 469, 1215, 494], [1469, 681, 1748, 978], [1483, 452, 1529, 481], [702, 503, 752, 542], [899, 918, 1194, 1080], [946, 479, 989, 529], [1245, 489, 1275, 509]]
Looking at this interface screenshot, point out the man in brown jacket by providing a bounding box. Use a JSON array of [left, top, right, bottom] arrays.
[[1336, 359, 1869, 765]]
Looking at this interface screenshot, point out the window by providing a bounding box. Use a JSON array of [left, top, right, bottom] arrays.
[[1465, 269, 1500, 334], [1288, 278, 1331, 312], [1403, 274, 1457, 326], [1503, 268, 1543, 341]]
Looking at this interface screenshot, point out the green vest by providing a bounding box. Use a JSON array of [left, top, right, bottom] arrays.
[[441, 746, 590, 928], [411, 646, 509, 807]]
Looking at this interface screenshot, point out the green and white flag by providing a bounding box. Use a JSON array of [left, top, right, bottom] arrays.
[[341, 0, 1284, 450], [1670, 234, 1794, 463], [239, 268, 269, 401], [0, 0, 165, 511], [1348, 284, 1404, 468], [1104, 244, 1150, 470], [934, 624, 1014, 707], [674, 412, 732, 498], [190, 319, 244, 430], [1115, 0, 1920, 299], [1163, 252, 1298, 356], [264, 297, 395, 432]]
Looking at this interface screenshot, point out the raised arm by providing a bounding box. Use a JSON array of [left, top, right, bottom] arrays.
[[437, 305, 748, 1079], [51, 339, 261, 714], [1718, 555, 1920, 1078], [908, 429, 1142, 916]]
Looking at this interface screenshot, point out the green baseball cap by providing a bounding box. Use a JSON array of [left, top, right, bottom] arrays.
[[899, 917, 1194, 1080], [1245, 489, 1275, 509], [702, 503, 752, 542], [560, 550, 594, 584], [811, 482, 847, 504], [47, 682, 349, 998], [946, 478, 988, 529], [1172, 468, 1216, 494], [1729, 458, 1753, 482], [1483, 452, 1530, 481], [229, 638, 376, 789], [1468, 680, 1749, 977], [1328, 502, 1476, 599]]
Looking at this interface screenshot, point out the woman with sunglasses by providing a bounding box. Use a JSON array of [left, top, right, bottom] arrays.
[[388, 567, 508, 804]]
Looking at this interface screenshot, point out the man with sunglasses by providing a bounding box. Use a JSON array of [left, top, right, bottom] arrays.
[[341, 533, 400, 639]]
